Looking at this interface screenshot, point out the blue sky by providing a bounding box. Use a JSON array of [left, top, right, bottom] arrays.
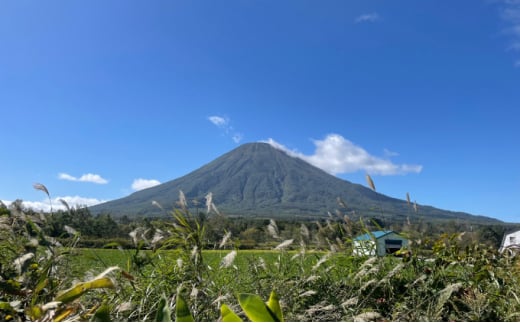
[[1, 1, 519, 222]]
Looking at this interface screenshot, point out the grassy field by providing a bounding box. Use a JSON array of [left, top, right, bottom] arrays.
[[3, 204, 520, 321]]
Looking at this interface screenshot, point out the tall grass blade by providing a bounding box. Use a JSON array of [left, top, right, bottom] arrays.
[[175, 294, 194, 322], [92, 303, 111, 322], [155, 295, 172, 322], [56, 277, 115, 303], [266, 291, 283, 322], [238, 294, 277, 322], [221, 304, 243, 322]]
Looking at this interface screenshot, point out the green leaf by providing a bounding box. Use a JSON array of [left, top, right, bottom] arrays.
[[155, 296, 172, 322], [266, 291, 283, 322], [220, 304, 243, 322], [175, 294, 194, 322], [238, 294, 276, 322], [0, 302, 14, 311], [92, 304, 111, 322], [56, 277, 115, 303]]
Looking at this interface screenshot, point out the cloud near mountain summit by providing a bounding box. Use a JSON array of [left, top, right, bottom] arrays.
[[264, 134, 422, 176]]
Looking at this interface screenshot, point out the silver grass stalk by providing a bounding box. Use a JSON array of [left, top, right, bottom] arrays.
[[274, 239, 294, 250], [219, 231, 232, 248], [190, 287, 199, 298], [94, 266, 120, 280], [59, 198, 71, 213], [436, 283, 463, 315], [205, 192, 213, 213], [312, 252, 330, 271], [220, 250, 237, 268], [360, 278, 377, 291], [300, 224, 310, 240], [267, 219, 280, 239], [341, 297, 358, 307], [33, 183, 52, 213], [178, 190, 187, 209], [14, 253, 34, 274], [152, 200, 164, 211], [151, 231, 164, 245], [211, 202, 221, 215], [191, 246, 198, 259], [365, 174, 376, 191], [354, 311, 381, 322], [299, 290, 317, 297], [306, 275, 320, 282], [41, 301, 62, 311], [64, 225, 78, 236], [258, 257, 267, 270]]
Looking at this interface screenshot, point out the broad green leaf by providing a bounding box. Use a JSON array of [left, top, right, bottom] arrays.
[[56, 277, 115, 303], [155, 296, 172, 322], [238, 294, 276, 322], [92, 304, 111, 322], [220, 304, 243, 322], [175, 294, 194, 322], [266, 291, 283, 322]]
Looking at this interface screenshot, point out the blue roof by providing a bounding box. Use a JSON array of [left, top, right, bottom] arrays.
[[354, 231, 395, 241]]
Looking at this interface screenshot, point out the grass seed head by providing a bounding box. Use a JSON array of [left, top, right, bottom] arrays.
[[275, 239, 294, 250], [220, 250, 237, 268], [365, 174, 376, 191]]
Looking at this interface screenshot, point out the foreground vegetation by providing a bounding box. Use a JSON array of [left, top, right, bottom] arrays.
[[2, 186, 520, 321]]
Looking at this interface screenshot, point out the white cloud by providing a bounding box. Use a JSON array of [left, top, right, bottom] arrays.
[[208, 116, 228, 127], [499, 0, 520, 64], [232, 133, 243, 143], [264, 134, 422, 176], [208, 115, 243, 143], [131, 178, 161, 191], [59, 173, 108, 184], [355, 13, 380, 23], [1, 196, 106, 213], [383, 148, 400, 158]]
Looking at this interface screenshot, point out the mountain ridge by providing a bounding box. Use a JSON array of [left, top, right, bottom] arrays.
[[90, 142, 500, 224]]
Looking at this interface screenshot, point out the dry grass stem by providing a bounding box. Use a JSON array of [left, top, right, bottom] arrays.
[[365, 174, 376, 191]]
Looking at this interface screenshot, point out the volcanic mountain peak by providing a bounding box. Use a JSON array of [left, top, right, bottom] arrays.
[[90, 142, 500, 224]]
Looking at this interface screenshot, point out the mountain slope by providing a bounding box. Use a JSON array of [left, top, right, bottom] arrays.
[[90, 143, 500, 224]]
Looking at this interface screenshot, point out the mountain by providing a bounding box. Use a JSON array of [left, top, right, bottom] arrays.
[[90, 142, 500, 224]]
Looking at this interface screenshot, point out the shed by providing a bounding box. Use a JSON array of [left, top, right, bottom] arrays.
[[353, 231, 409, 256], [499, 230, 520, 254]]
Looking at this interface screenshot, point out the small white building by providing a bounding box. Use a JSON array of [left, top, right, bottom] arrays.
[[353, 231, 409, 256], [499, 230, 520, 254]]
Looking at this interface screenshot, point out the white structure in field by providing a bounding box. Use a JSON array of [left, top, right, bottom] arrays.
[[353, 231, 409, 256], [499, 230, 520, 254]]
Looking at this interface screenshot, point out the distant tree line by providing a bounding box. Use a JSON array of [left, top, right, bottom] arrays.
[[0, 200, 515, 250]]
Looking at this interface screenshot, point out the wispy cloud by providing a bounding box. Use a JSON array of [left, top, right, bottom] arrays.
[[58, 173, 108, 184], [355, 13, 380, 24], [499, 0, 520, 65], [131, 178, 161, 191], [1, 196, 106, 213], [208, 115, 243, 143], [208, 115, 228, 127], [263, 134, 422, 176]]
